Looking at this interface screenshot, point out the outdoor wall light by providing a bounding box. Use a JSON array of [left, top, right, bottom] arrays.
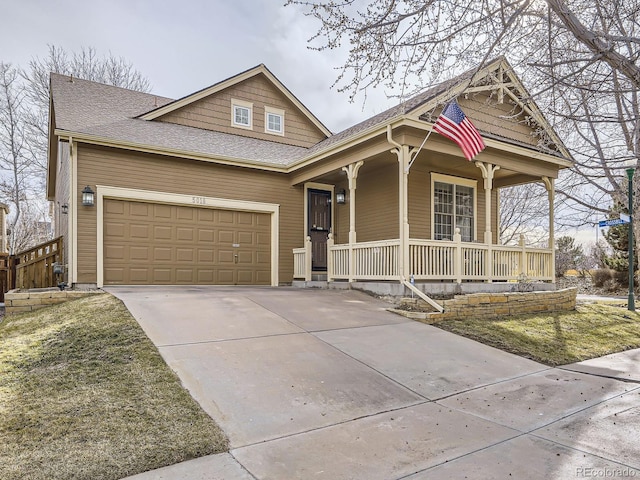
[[336, 189, 346, 204], [61, 203, 69, 214], [82, 186, 95, 207]]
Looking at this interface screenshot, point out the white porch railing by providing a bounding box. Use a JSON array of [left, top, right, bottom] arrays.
[[293, 235, 553, 283], [292, 236, 312, 281], [332, 239, 400, 280]]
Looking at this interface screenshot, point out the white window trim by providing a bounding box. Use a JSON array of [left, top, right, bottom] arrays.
[[231, 98, 253, 130], [430, 172, 478, 241], [264, 106, 285, 136]]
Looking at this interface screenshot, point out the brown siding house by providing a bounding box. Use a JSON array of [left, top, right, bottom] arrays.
[[47, 58, 572, 291]]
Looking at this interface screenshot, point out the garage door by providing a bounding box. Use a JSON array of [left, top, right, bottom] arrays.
[[103, 199, 271, 285]]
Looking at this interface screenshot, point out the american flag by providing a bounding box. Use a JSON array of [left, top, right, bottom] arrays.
[[433, 100, 485, 160]]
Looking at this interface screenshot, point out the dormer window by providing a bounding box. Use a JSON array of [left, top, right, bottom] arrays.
[[265, 106, 285, 136], [232, 99, 253, 129]]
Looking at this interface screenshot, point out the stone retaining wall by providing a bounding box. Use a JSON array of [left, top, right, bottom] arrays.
[[4, 289, 102, 315], [427, 288, 577, 321]]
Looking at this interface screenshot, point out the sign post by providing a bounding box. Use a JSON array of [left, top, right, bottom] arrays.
[[627, 165, 635, 312]]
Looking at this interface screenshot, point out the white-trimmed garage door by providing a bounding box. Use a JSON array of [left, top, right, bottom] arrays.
[[103, 199, 271, 285]]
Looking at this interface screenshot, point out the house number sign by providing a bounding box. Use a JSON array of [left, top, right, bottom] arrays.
[[192, 196, 206, 205]]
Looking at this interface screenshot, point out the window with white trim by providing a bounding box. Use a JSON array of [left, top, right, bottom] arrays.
[[432, 174, 476, 242], [264, 106, 285, 136], [231, 99, 253, 129]]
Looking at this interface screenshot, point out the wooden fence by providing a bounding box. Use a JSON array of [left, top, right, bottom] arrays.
[[13, 237, 64, 291]]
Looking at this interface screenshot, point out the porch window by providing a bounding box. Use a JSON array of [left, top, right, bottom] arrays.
[[433, 178, 475, 242]]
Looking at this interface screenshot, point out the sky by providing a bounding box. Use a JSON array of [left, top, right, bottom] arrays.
[[0, 0, 398, 134]]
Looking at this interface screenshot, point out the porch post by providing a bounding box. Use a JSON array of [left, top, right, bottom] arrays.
[[475, 162, 500, 245], [342, 161, 364, 282], [476, 162, 500, 282], [304, 235, 312, 282], [391, 145, 410, 281], [543, 176, 556, 283]]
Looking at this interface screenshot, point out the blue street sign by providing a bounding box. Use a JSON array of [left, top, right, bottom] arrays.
[[599, 218, 629, 227]]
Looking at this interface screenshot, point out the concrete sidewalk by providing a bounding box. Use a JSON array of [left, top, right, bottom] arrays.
[[110, 286, 640, 480]]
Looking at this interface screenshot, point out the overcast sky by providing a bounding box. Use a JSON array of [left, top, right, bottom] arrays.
[[1, 0, 398, 133]]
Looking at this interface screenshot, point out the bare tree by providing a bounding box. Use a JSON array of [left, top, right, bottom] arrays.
[[288, 0, 640, 100], [290, 0, 640, 258], [0, 46, 150, 253], [499, 183, 549, 246], [22, 45, 151, 177], [0, 63, 35, 254]]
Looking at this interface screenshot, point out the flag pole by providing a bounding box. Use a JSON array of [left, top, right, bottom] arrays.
[[405, 105, 441, 173]]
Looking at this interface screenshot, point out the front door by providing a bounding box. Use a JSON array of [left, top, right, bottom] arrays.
[[308, 189, 331, 270]]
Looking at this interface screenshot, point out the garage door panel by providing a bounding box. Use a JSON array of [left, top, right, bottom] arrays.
[[105, 245, 125, 260], [218, 250, 234, 263], [152, 268, 172, 283], [256, 270, 271, 284], [130, 268, 150, 282], [198, 249, 214, 262], [216, 270, 234, 284], [176, 248, 194, 262], [176, 269, 194, 283], [130, 224, 150, 239], [218, 210, 234, 223], [237, 212, 254, 225], [153, 204, 172, 219], [198, 229, 214, 242], [176, 207, 195, 221], [105, 200, 125, 215], [176, 227, 194, 241], [130, 203, 150, 216], [153, 226, 172, 240], [153, 247, 173, 261], [237, 270, 255, 284], [130, 246, 150, 260], [218, 230, 234, 244], [198, 209, 214, 222], [237, 231, 254, 245], [105, 222, 126, 239], [103, 199, 271, 285], [237, 251, 253, 263], [105, 267, 124, 282]]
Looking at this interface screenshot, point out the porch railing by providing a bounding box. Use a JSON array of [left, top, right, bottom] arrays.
[[293, 234, 553, 283]]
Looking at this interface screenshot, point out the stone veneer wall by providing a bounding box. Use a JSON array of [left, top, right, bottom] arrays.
[[428, 288, 577, 321], [4, 290, 102, 315]]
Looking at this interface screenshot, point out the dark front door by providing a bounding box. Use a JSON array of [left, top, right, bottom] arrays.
[[308, 189, 331, 270]]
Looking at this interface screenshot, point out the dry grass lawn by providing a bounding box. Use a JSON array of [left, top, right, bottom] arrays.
[[0, 293, 228, 480], [435, 303, 640, 366]]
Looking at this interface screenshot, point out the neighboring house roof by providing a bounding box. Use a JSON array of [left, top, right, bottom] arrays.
[[49, 57, 571, 177]]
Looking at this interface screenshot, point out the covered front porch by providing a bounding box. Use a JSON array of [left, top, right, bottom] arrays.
[[289, 58, 571, 296]]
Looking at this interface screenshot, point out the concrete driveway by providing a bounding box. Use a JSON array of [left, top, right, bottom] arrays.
[[109, 286, 640, 480]]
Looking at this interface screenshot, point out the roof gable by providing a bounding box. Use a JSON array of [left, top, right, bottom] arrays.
[[305, 57, 571, 162], [139, 64, 332, 139], [409, 57, 570, 159]]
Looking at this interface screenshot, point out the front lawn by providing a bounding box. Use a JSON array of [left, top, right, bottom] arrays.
[[434, 303, 640, 366], [0, 294, 228, 480]]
